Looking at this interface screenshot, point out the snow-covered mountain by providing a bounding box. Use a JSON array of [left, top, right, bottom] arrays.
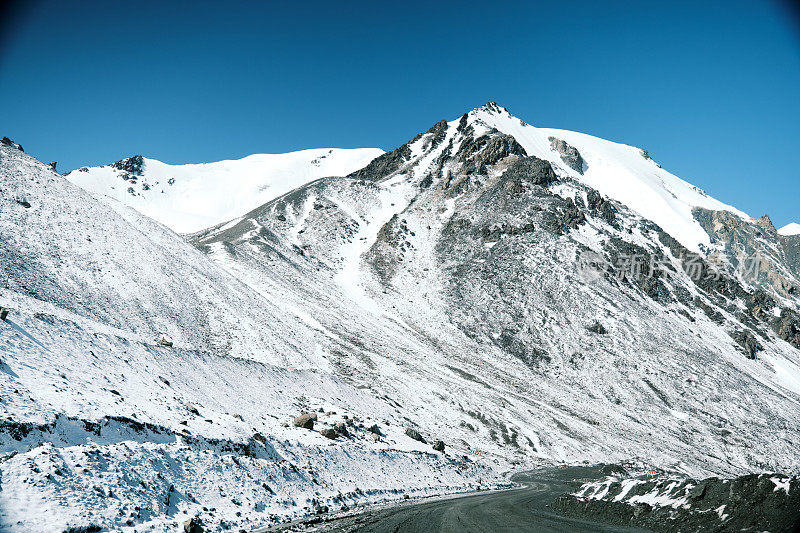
[[65, 148, 383, 233], [2, 103, 799, 531], [780, 222, 800, 236]]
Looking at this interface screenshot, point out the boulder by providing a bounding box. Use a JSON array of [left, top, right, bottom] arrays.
[[320, 428, 337, 439], [48, 161, 57, 172], [293, 413, 316, 429], [432, 440, 445, 452], [366, 424, 382, 435], [0, 308, 8, 321], [587, 321, 608, 335], [183, 517, 203, 533], [405, 427, 426, 443], [334, 422, 348, 436], [730, 330, 762, 359]]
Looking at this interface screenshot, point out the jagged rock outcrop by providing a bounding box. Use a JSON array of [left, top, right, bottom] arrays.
[[112, 155, 144, 175], [1, 136, 23, 151], [549, 136, 585, 174], [730, 329, 763, 359], [347, 144, 411, 181], [405, 427, 425, 443], [694, 207, 800, 297]]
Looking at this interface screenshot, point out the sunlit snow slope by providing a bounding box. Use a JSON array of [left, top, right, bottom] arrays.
[[467, 103, 749, 252], [66, 148, 383, 233], [780, 223, 800, 236]]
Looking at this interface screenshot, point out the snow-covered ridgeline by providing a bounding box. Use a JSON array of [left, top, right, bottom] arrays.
[[66, 148, 383, 233]]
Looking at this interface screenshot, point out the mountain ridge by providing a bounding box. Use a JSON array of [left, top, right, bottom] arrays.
[[1, 102, 799, 531], [65, 147, 384, 233]]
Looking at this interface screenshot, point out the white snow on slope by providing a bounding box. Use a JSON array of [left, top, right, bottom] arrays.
[[0, 143, 501, 531], [779, 222, 800, 236], [467, 104, 748, 252], [66, 148, 383, 233]]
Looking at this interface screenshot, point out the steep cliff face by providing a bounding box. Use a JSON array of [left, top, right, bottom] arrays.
[[780, 234, 800, 279], [693, 209, 799, 298]]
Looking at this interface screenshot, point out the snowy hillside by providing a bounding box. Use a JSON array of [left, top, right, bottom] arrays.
[[2, 102, 799, 532], [65, 148, 383, 233], [0, 142, 497, 532], [195, 102, 800, 481]]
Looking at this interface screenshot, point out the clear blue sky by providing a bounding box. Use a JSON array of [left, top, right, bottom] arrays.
[[1, 0, 798, 226]]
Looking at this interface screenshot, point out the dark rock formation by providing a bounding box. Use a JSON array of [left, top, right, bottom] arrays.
[[585, 189, 616, 226], [730, 330, 762, 359], [183, 517, 203, 533], [772, 309, 800, 349], [425, 119, 448, 149], [404, 427, 425, 443], [457, 133, 527, 175], [1, 136, 23, 151], [587, 321, 608, 335], [556, 198, 586, 233], [548, 136, 585, 174], [112, 155, 144, 176], [348, 144, 411, 181], [556, 473, 800, 533], [501, 156, 558, 188]]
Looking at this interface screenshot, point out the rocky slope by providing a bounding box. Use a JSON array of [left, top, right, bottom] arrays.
[[0, 142, 496, 532], [556, 468, 799, 532], [2, 103, 799, 531], [194, 102, 800, 479]]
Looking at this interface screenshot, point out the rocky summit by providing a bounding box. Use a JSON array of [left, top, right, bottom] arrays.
[[1, 103, 799, 531]]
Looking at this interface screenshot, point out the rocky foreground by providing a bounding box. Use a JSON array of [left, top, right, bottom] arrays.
[[556, 468, 800, 532]]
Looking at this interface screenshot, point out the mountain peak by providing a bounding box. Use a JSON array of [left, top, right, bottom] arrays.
[[472, 102, 518, 122], [779, 222, 800, 236], [477, 101, 508, 114]]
